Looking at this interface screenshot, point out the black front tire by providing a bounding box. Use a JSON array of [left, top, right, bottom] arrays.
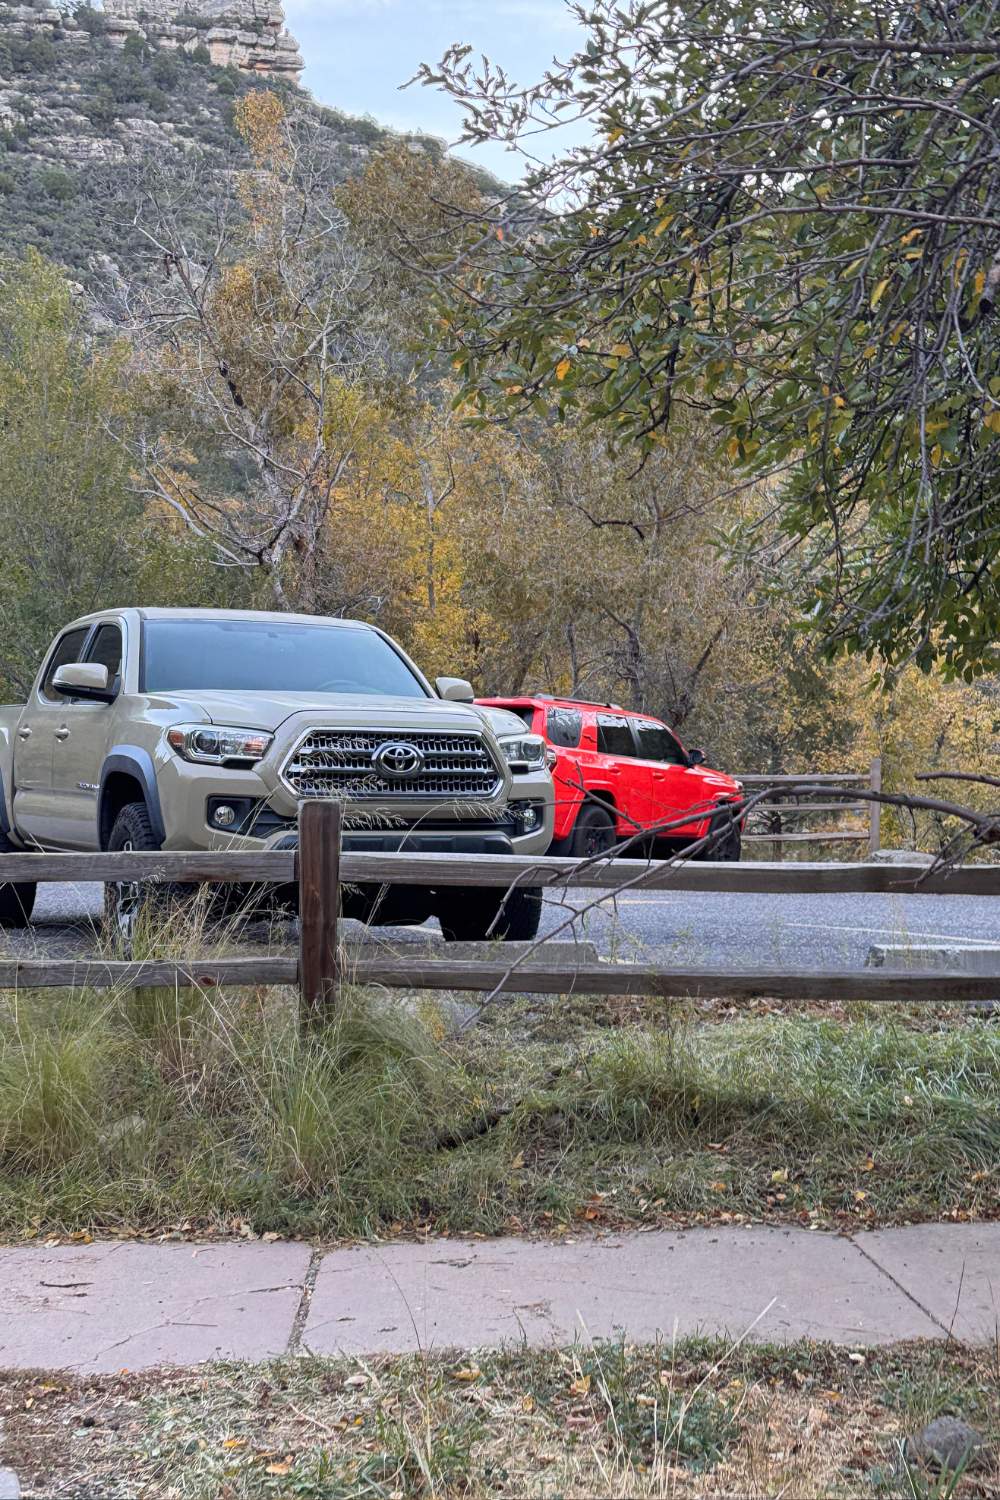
[[437, 886, 542, 942], [104, 801, 196, 944], [697, 811, 742, 862], [0, 831, 35, 928], [569, 803, 617, 859]]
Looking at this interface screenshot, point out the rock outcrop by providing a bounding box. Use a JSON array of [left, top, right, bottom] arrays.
[[101, 0, 304, 79]]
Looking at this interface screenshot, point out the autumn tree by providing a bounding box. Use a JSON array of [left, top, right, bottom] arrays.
[[419, 0, 1000, 677], [0, 255, 153, 696], [109, 91, 393, 609]]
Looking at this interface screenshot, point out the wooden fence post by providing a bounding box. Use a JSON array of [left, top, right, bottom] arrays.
[[868, 756, 882, 857], [298, 799, 342, 1024]]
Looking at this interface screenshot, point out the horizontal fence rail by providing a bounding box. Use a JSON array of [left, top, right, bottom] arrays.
[[0, 806, 997, 1011], [0, 848, 998, 894], [738, 757, 882, 855], [0, 956, 994, 1004]]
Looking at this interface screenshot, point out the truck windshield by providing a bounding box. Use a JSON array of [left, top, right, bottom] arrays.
[[142, 620, 429, 698]]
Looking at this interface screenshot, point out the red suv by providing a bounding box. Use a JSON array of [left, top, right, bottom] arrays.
[[476, 695, 743, 860]]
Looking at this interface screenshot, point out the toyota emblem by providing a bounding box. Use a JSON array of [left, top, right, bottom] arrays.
[[372, 741, 425, 779]]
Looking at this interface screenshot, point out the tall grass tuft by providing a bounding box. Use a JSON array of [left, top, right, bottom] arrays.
[[0, 995, 119, 1170]]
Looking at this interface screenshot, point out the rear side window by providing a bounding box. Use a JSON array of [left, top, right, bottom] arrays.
[[546, 707, 583, 748], [40, 627, 89, 702], [596, 714, 638, 757], [85, 623, 123, 688], [503, 705, 536, 730], [635, 721, 687, 765]]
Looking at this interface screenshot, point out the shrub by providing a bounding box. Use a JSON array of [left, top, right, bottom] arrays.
[[150, 48, 178, 89], [73, 6, 106, 37], [147, 86, 169, 113], [23, 34, 57, 71], [0, 173, 15, 195], [216, 71, 237, 96], [122, 31, 150, 60], [106, 58, 149, 104], [39, 167, 75, 200], [190, 43, 210, 65], [79, 86, 118, 127]]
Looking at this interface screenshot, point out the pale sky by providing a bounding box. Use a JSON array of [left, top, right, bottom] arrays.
[[282, 0, 590, 182]]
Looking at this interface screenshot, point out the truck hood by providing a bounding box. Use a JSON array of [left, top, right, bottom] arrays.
[[473, 704, 531, 739], [151, 690, 488, 736]]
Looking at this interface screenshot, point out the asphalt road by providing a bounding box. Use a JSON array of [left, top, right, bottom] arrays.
[[23, 880, 1000, 970]]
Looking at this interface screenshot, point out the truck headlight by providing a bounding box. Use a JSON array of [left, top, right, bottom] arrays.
[[497, 734, 547, 772], [167, 723, 273, 766]]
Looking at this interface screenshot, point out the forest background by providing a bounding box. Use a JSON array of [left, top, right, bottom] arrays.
[[2, 65, 997, 854]]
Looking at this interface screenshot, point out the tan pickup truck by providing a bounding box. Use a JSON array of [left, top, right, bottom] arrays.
[[0, 608, 554, 939]]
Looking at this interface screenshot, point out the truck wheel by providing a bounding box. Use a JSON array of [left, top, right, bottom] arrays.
[[697, 811, 742, 863], [0, 831, 35, 928], [437, 887, 542, 942], [569, 803, 617, 859], [104, 802, 194, 946]]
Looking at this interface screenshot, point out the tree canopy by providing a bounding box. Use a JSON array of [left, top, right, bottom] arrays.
[[419, 0, 1000, 678]]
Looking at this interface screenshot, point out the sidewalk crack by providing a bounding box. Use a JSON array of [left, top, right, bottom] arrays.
[[285, 1249, 323, 1355], [848, 1237, 957, 1342]]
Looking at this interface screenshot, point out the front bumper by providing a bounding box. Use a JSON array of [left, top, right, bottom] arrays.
[[157, 752, 554, 858]]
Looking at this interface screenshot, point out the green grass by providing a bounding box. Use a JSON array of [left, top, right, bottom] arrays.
[[0, 975, 997, 1237]]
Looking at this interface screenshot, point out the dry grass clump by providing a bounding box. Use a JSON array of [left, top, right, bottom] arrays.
[[0, 954, 997, 1237], [2, 1337, 997, 1498]]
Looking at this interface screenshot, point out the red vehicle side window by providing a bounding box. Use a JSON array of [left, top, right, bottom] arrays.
[[634, 721, 687, 765], [546, 707, 583, 748], [596, 715, 638, 757]]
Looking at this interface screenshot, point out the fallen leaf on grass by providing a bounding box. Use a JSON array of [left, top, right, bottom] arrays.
[[510, 1151, 525, 1170], [222, 1438, 247, 1449], [345, 1374, 369, 1388], [522, 1393, 535, 1413], [265, 1459, 294, 1474], [568, 1375, 591, 1397], [453, 1367, 481, 1381], [710, 1181, 728, 1192], [771, 1168, 788, 1184]]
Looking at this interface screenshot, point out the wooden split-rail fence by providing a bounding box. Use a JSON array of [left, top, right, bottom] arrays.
[[738, 757, 883, 856], [0, 798, 998, 1017]]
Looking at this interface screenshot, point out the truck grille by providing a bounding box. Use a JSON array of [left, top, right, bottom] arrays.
[[281, 730, 504, 801]]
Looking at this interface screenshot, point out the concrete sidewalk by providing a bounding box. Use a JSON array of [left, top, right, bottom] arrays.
[[0, 1224, 996, 1374]]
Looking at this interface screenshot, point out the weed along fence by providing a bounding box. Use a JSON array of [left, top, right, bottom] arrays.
[[738, 757, 883, 857], [0, 797, 999, 1014]]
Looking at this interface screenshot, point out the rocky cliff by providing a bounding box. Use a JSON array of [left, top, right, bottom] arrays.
[[0, 0, 406, 275], [100, 0, 304, 79]]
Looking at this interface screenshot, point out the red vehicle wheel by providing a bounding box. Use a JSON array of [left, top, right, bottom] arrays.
[[570, 803, 617, 858], [697, 810, 742, 862]]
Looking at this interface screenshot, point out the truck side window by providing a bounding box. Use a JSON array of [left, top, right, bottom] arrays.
[[596, 714, 638, 757], [39, 627, 89, 702], [547, 708, 583, 748], [85, 623, 123, 692], [635, 721, 687, 765]]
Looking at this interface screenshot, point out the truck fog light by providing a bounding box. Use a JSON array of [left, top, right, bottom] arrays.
[[521, 805, 540, 830], [213, 804, 237, 827]]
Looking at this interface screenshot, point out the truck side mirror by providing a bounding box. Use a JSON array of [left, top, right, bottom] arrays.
[[435, 676, 475, 703], [688, 747, 707, 766], [52, 662, 115, 702]]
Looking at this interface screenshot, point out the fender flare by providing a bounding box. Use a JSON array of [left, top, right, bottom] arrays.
[[99, 747, 166, 847]]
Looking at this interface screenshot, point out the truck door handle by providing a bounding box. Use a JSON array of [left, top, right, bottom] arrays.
[[17, 726, 30, 739], [54, 727, 70, 741]]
